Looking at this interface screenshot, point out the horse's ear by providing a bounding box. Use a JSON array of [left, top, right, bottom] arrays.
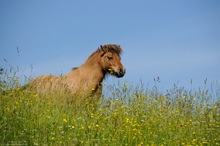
[[100, 45, 106, 57], [100, 45, 105, 51]]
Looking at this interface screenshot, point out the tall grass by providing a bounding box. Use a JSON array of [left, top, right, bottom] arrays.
[[0, 70, 220, 145]]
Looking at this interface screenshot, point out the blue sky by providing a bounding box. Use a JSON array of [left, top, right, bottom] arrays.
[[1, 0, 220, 90]]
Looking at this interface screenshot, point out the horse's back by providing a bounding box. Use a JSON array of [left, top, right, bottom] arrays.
[[31, 74, 57, 84], [29, 74, 62, 94]]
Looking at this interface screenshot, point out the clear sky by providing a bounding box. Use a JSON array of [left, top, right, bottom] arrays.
[[1, 0, 220, 90]]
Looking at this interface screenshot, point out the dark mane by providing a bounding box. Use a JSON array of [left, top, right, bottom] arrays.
[[72, 67, 78, 70], [99, 44, 123, 56], [88, 44, 123, 59]]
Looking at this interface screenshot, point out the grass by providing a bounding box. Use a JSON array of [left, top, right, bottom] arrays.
[[0, 71, 220, 145]]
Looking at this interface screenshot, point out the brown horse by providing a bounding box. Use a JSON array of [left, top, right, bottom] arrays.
[[28, 44, 126, 98]]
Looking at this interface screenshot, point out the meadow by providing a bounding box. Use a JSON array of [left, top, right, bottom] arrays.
[[0, 70, 220, 145]]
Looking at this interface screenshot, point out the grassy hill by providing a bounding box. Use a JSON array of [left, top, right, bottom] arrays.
[[0, 72, 219, 145]]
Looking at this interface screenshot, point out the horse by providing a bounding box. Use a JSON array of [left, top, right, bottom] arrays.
[[27, 44, 126, 99]]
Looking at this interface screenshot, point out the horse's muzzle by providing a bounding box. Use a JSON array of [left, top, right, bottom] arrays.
[[115, 68, 126, 78]]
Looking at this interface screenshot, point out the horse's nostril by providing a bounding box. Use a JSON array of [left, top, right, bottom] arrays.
[[119, 68, 125, 75]]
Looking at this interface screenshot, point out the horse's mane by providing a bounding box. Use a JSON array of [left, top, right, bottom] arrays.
[[99, 44, 123, 56], [89, 44, 123, 59], [72, 67, 78, 70]]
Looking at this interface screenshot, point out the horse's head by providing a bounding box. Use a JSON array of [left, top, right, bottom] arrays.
[[100, 44, 126, 78]]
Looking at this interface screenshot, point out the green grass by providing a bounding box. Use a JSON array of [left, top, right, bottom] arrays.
[[0, 74, 220, 145]]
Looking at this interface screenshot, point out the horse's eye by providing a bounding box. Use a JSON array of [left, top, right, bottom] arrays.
[[107, 56, 113, 60]]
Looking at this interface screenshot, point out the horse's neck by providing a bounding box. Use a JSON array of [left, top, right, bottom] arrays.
[[67, 54, 105, 84], [81, 56, 105, 83], [82, 64, 105, 81]]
